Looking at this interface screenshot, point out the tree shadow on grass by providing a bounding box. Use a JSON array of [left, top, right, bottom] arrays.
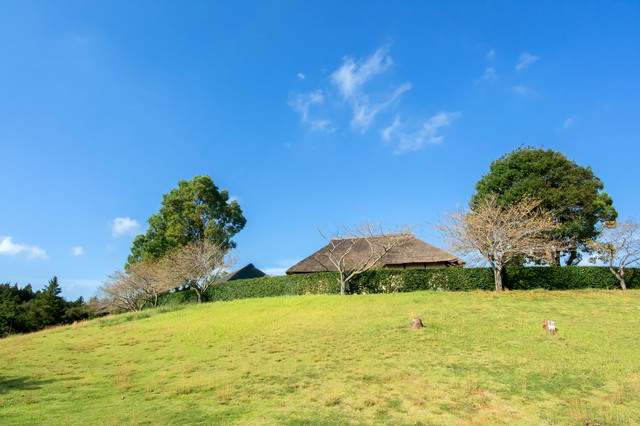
[[0, 375, 57, 394]]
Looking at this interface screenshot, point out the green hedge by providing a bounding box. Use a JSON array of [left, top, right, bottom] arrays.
[[157, 266, 638, 306]]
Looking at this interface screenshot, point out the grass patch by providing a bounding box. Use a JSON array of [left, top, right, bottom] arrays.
[[1, 290, 639, 423]]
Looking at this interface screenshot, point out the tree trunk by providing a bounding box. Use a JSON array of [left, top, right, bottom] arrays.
[[338, 273, 346, 295], [196, 290, 203, 303], [492, 267, 504, 291], [566, 249, 579, 266], [611, 266, 627, 290]]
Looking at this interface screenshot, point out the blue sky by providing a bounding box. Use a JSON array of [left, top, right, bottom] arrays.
[[2, 1, 639, 300]]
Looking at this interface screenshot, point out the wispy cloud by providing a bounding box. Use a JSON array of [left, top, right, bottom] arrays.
[[263, 258, 302, 276], [380, 117, 402, 142], [0, 236, 48, 259], [296, 73, 305, 80], [351, 83, 411, 130], [288, 89, 332, 131], [72, 246, 84, 256], [289, 46, 459, 153], [62, 278, 102, 298], [486, 49, 496, 60], [516, 52, 540, 71], [111, 217, 141, 238], [477, 67, 497, 84], [329, 48, 411, 132], [331, 47, 393, 99], [562, 115, 577, 129], [382, 112, 461, 154], [512, 85, 535, 96]]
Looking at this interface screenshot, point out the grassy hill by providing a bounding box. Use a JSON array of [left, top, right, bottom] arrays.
[[1, 290, 639, 424]]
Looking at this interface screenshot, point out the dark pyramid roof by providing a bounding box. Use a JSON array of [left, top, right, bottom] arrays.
[[215, 263, 266, 284]]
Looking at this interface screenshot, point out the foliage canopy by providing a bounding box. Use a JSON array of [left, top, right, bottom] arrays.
[[127, 175, 246, 266], [472, 146, 617, 265]]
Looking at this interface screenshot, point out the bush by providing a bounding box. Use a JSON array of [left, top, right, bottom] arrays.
[[156, 267, 638, 306]]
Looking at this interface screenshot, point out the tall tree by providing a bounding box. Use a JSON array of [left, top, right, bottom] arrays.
[[436, 195, 562, 291], [32, 277, 66, 328], [588, 218, 640, 290], [472, 147, 617, 265], [128, 175, 246, 266]]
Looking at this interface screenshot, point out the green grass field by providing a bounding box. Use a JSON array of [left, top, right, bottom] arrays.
[[1, 290, 639, 424]]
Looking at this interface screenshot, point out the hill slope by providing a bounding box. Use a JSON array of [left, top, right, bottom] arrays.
[[1, 291, 640, 424]]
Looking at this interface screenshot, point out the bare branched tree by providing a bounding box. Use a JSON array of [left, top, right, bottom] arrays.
[[589, 217, 640, 290], [315, 222, 416, 295], [436, 194, 561, 291], [126, 258, 177, 308], [170, 240, 237, 303], [96, 270, 149, 313], [95, 258, 178, 313]]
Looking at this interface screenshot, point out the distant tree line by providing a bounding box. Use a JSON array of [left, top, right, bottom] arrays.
[[0, 277, 93, 338]]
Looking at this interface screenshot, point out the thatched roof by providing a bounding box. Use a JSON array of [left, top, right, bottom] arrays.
[[286, 233, 464, 274], [215, 263, 266, 284]]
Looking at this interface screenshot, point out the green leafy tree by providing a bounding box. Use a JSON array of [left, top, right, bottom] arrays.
[[31, 277, 66, 328], [63, 297, 93, 323], [472, 147, 617, 265], [0, 286, 21, 337], [127, 175, 246, 266]]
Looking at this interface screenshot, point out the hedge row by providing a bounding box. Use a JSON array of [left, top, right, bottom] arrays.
[[157, 266, 638, 306]]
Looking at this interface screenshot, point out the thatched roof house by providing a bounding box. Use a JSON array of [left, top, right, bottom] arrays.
[[215, 263, 266, 284], [286, 233, 464, 274]]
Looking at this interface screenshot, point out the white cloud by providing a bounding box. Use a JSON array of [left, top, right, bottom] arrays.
[[262, 267, 288, 276], [62, 278, 102, 299], [311, 119, 332, 132], [0, 236, 48, 259], [288, 46, 457, 150], [72, 246, 84, 256], [331, 47, 393, 99], [477, 67, 497, 84], [288, 89, 332, 131], [350, 83, 411, 130], [229, 195, 241, 203], [296, 73, 305, 80], [512, 85, 534, 96], [289, 89, 323, 122], [326, 47, 411, 132], [486, 49, 496, 60], [381, 117, 402, 142], [263, 258, 302, 276], [516, 52, 540, 71], [383, 112, 461, 154], [111, 217, 141, 237], [563, 115, 577, 129]]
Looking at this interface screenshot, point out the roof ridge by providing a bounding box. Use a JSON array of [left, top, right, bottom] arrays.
[[330, 232, 415, 241]]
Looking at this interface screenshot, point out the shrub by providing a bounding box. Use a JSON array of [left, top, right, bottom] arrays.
[[156, 267, 638, 306]]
